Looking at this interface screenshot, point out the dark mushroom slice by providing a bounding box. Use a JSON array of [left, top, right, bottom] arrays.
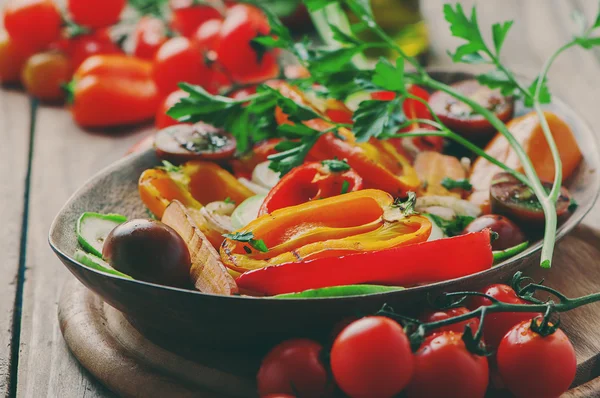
[[429, 79, 514, 144], [489, 172, 574, 233], [154, 122, 237, 164]]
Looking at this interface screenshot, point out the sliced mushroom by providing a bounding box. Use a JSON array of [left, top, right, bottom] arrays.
[[162, 200, 238, 295]]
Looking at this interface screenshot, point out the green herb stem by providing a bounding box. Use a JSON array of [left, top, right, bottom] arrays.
[[418, 76, 557, 268]]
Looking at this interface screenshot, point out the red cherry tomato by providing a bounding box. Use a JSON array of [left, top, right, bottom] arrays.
[[0, 30, 32, 84], [170, 0, 222, 37], [497, 320, 576, 398], [68, 29, 123, 69], [67, 0, 125, 29], [193, 18, 222, 51], [406, 331, 489, 398], [153, 37, 212, 95], [257, 339, 331, 398], [215, 4, 279, 84], [420, 307, 480, 336], [331, 316, 414, 398], [4, 0, 62, 52], [134, 17, 168, 60], [469, 284, 541, 349], [156, 89, 189, 129]]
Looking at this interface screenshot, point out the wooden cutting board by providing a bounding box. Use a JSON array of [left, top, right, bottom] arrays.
[[58, 225, 600, 398]]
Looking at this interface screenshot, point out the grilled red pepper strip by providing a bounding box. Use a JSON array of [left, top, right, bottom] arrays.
[[258, 161, 363, 216], [236, 229, 494, 296]]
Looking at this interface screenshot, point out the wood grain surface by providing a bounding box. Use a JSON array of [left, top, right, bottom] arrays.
[[0, 91, 31, 396], [3, 0, 600, 397]]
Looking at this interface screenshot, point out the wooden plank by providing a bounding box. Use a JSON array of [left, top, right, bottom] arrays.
[[0, 90, 32, 396], [15, 103, 151, 398]]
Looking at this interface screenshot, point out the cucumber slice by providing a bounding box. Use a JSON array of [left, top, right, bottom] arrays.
[[76, 212, 127, 257], [231, 194, 266, 230], [274, 284, 404, 299], [74, 249, 132, 279], [344, 91, 372, 112]]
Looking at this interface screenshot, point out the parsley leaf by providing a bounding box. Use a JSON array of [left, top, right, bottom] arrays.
[[392, 191, 417, 217], [427, 214, 475, 237], [443, 3, 487, 63], [524, 76, 551, 107], [224, 197, 235, 205], [476, 69, 519, 97], [441, 177, 473, 191], [575, 36, 600, 49], [353, 97, 405, 142], [158, 160, 182, 173], [491, 20, 514, 55], [222, 231, 269, 253], [322, 158, 351, 172], [304, 0, 337, 12], [341, 180, 350, 194], [372, 56, 406, 92], [268, 134, 322, 175]]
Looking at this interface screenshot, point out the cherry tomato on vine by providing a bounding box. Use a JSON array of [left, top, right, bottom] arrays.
[[215, 4, 279, 84], [0, 31, 32, 84], [67, 0, 125, 29], [497, 320, 576, 398], [153, 36, 212, 95], [469, 284, 541, 349], [170, 0, 223, 37], [4, 0, 62, 51], [134, 17, 168, 60], [22, 51, 71, 101], [155, 89, 189, 129], [68, 29, 123, 69], [419, 306, 480, 336], [257, 339, 331, 398], [331, 316, 414, 398], [406, 331, 489, 398]]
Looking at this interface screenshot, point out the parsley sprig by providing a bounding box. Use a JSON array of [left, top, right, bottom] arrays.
[[222, 231, 269, 253]]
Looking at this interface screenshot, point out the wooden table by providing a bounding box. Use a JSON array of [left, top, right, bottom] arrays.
[[2, 0, 600, 397]]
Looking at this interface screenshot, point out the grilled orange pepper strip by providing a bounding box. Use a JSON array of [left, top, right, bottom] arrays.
[[220, 189, 432, 273]]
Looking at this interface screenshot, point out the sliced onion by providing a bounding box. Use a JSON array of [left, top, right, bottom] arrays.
[[231, 195, 266, 230], [416, 196, 481, 218], [238, 177, 270, 196], [199, 201, 235, 235], [251, 161, 280, 189]]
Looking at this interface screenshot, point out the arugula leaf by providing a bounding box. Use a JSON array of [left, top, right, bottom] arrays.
[[353, 97, 405, 142], [441, 177, 473, 191], [372, 57, 406, 92], [427, 214, 475, 237], [341, 180, 350, 194], [222, 231, 269, 253], [491, 20, 514, 54], [322, 158, 351, 172]]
